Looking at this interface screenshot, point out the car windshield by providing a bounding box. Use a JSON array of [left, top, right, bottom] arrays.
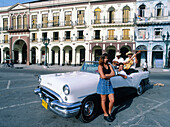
[[81, 61, 99, 73]]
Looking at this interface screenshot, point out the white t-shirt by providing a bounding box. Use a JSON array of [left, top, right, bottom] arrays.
[[113, 57, 124, 63], [118, 70, 127, 76], [125, 57, 136, 69]]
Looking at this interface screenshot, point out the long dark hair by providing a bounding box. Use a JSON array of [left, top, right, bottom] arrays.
[[99, 53, 108, 65]]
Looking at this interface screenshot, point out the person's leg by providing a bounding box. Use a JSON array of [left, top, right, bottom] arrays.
[[108, 93, 114, 114], [100, 94, 108, 116]]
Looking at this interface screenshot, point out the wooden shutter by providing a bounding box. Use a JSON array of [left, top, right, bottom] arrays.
[[65, 12, 71, 26], [94, 8, 101, 24], [23, 15, 27, 29], [32, 15, 37, 29], [4, 35, 8, 43], [53, 13, 59, 26], [42, 14, 48, 28], [123, 29, 130, 40], [111, 11, 115, 23], [3, 18, 8, 30], [18, 16, 22, 29], [13, 17, 16, 29], [78, 10, 84, 25], [108, 30, 115, 40]]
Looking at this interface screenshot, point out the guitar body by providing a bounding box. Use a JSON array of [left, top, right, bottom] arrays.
[[124, 51, 141, 70], [124, 59, 134, 70]]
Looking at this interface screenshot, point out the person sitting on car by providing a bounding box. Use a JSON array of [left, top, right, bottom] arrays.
[[117, 63, 127, 79]]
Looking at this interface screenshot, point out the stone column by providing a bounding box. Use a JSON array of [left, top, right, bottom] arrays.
[[49, 47, 52, 65], [60, 46, 63, 66], [72, 46, 76, 66], [38, 48, 41, 64], [1, 49, 4, 63]]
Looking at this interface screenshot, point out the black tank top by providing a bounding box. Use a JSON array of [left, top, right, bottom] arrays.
[[103, 65, 111, 74]]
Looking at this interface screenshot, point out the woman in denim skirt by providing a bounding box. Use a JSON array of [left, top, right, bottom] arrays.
[[97, 53, 115, 122]]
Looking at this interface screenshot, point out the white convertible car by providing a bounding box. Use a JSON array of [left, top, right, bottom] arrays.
[[34, 61, 149, 122]]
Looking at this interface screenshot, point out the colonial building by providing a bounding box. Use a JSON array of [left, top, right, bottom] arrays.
[[0, 0, 136, 66], [135, 0, 170, 68]]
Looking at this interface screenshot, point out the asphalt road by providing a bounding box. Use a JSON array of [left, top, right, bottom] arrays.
[[0, 68, 170, 127]]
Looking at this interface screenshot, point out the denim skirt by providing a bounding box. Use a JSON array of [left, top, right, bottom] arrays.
[[97, 78, 114, 95]]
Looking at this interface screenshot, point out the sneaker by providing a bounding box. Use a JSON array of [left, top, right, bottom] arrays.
[[104, 115, 113, 122]]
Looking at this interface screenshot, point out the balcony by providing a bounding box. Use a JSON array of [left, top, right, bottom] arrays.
[[52, 37, 60, 42], [136, 16, 170, 24], [30, 38, 38, 43], [2, 40, 9, 43], [7, 25, 30, 32], [75, 36, 86, 41], [63, 37, 73, 42], [75, 20, 86, 26], [91, 18, 134, 25], [106, 35, 117, 41], [120, 35, 133, 41]]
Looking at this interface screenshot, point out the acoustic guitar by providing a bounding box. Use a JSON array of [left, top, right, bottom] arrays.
[[124, 51, 141, 70]]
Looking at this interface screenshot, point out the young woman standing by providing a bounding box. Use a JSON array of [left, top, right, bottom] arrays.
[[97, 53, 115, 122]]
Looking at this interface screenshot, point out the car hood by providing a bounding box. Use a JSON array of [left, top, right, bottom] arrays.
[[40, 71, 99, 97]]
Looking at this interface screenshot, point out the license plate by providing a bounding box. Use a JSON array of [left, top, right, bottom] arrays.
[[42, 99, 48, 110]]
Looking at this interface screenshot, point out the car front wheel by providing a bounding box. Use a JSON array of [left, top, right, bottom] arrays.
[[78, 95, 99, 123]]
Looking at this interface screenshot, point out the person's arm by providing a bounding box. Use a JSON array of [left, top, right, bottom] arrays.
[[118, 74, 127, 79], [105, 65, 115, 78], [98, 65, 107, 79], [134, 57, 138, 64]]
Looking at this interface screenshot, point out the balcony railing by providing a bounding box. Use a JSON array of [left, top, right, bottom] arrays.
[[30, 38, 38, 42], [155, 35, 162, 39], [75, 20, 86, 25], [136, 16, 170, 23], [52, 37, 59, 41], [7, 25, 30, 31], [106, 35, 117, 40], [2, 26, 9, 31], [120, 35, 133, 40], [75, 36, 86, 41], [2, 40, 9, 43], [91, 18, 134, 24]]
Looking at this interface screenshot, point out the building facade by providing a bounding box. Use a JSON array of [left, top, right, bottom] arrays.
[[135, 0, 170, 68], [0, 0, 136, 66]]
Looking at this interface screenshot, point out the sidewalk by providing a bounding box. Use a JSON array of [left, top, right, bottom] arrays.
[[0, 64, 170, 73], [11, 64, 81, 71]]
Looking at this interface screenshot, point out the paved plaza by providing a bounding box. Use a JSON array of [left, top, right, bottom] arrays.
[[0, 66, 170, 127]]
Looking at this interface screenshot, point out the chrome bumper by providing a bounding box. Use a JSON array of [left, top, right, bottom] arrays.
[[34, 87, 81, 118]]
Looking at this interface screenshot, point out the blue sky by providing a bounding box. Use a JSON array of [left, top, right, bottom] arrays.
[[0, 0, 37, 7]]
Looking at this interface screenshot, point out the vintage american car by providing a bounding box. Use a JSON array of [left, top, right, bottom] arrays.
[[34, 61, 149, 123]]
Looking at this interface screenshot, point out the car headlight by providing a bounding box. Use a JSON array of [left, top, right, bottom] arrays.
[[38, 75, 42, 83], [63, 85, 70, 95]]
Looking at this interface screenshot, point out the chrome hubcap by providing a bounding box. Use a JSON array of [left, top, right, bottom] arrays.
[[84, 101, 94, 116]]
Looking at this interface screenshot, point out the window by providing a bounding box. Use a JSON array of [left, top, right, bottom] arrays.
[[17, 15, 22, 29], [65, 11, 72, 26], [42, 32, 47, 39], [123, 6, 130, 23], [42, 14, 48, 28], [53, 13, 59, 27], [77, 31, 84, 40], [138, 29, 146, 39], [156, 3, 164, 16], [108, 7, 115, 23], [155, 28, 162, 38], [53, 32, 59, 41], [3, 18, 8, 30], [12, 16, 16, 29], [95, 30, 100, 39], [32, 15, 37, 29], [4, 35, 8, 43], [32, 33, 37, 42], [77, 10, 84, 25], [23, 15, 27, 29], [139, 4, 146, 17], [94, 8, 101, 24], [108, 30, 115, 40], [123, 29, 130, 40], [65, 31, 71, 40]]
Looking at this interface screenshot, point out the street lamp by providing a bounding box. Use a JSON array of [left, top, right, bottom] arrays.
[[162, 31, 169, 69], [42, 38, 50, 68]]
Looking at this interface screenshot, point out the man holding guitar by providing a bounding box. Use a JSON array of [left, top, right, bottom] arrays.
[[123, 51, 141, 75]]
